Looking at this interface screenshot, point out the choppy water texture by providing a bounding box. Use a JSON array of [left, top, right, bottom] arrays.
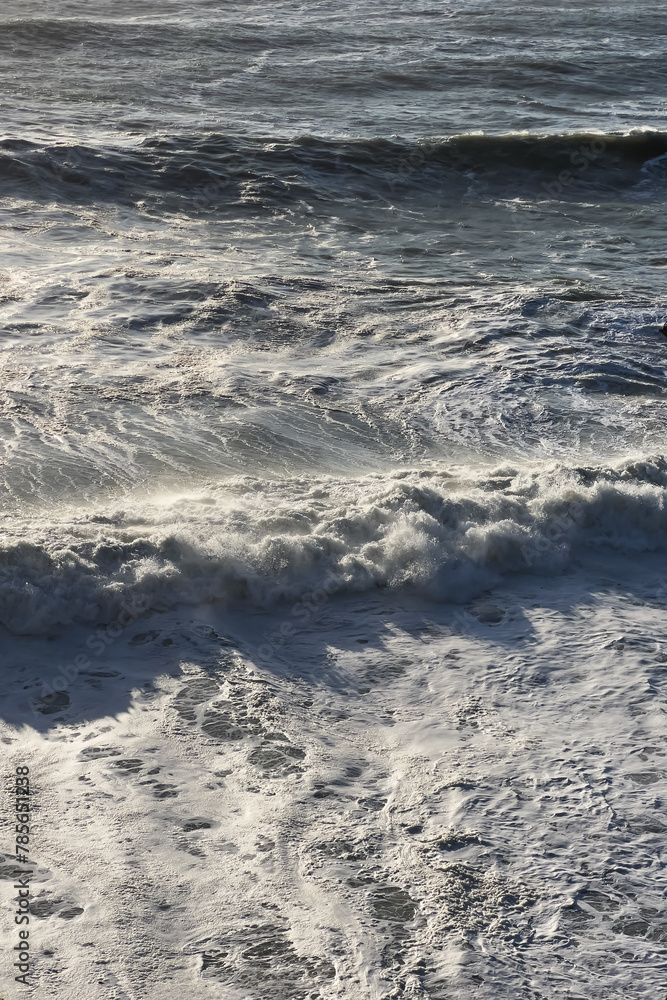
[[1, 2, 667, 998]]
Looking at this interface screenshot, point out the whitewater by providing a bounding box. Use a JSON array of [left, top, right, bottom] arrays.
[[1, 1, 667, 998]]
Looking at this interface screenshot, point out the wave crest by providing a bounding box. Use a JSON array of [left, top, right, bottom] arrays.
[[2, 457, 667, 634], [2, 131, 666, 208]]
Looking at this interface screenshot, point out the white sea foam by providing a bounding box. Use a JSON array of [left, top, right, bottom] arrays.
[[1, 560, 666, 999], [3, 457, 666, 635]]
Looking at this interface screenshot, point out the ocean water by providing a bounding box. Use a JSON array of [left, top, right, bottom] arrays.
[[1, 2, 667, 997]]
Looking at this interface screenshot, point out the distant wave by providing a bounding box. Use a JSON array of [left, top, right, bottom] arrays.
[[1, 131, 666, 210], [2, 456, 667, 634]]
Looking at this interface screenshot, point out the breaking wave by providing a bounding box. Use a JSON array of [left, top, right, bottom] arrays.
[[1, 131, 666, 209], [2, 456, 667, 634]]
